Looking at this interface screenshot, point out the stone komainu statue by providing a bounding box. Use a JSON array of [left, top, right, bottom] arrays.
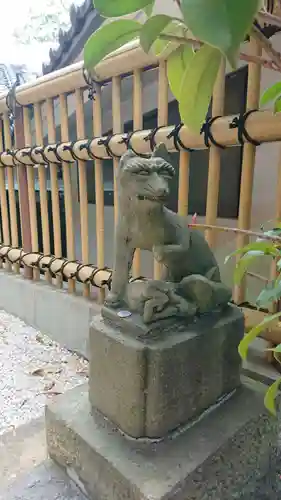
[[105, 143, 231, 322]]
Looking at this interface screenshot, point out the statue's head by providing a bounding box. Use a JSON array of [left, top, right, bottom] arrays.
[[118, 143, 175, 205]]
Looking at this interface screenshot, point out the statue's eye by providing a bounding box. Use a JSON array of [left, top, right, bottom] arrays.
[[138, 170, 149, 176]]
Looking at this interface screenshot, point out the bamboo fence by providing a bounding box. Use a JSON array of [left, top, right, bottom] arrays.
[[0, 21, 280, 321]]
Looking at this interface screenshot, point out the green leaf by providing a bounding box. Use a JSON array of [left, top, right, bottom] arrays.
[[140, 15, 172, 53], [234, 255, 257, 285], [256, 280, 281, 308], [84, 20, 141, 70], [179, 45, 221, 133], [275, 96, 281, 113], [151, 22, 184, 58], [260, 81, 281, 107], [238, 311, 281, 360], [167, 45, 194, 101], [224, 241, 280, 264], [181, 0, 259, 68], [264, 378, 281, 416], [93, 0, 153, 17], [143, 2, 154, 16]]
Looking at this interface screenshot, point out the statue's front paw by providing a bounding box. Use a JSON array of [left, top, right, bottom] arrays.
[[105, 292, 123, 309]]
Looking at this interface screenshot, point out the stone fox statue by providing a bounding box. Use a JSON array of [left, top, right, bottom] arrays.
[[106, 143, 221, 307]]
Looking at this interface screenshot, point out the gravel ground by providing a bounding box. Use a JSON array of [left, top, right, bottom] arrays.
[[0, 310, 89, 436]]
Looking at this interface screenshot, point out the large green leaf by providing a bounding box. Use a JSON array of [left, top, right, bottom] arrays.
[[181, 0, 259, 67], [256, 280, 281, 308], [179, 45, 221, 133], [167, 45, 194, 101], [84, 20, 141, 70], [140, 15, 172, 53], [264, 378, 281, 416], [93, 0, 153, 17], [260, 81, 281, 107], [238, 311, 281, 360]]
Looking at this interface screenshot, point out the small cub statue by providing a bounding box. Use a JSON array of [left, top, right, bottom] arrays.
[[105, 143, 231, 323]]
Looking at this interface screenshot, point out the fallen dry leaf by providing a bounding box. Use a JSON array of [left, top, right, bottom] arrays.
[[30, 366, 62, 377]]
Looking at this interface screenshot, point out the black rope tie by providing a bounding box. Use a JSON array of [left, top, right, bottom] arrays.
[[63, 142, 82, 162], [119, 131, 149, 158], [14, 149, 33, 166], [229, 109, 261, 146], [167, 123, 194, 152], [79, 139, 104, 161], [98, 135, 121, 159], [47, 144, 63, 164], [200, 116, 226, 149], [82, 67, 106, 101], [144, 125, 167, 151]]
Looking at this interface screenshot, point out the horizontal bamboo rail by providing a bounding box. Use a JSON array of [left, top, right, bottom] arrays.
[[1, 109, 281, 167], [0, 245, 112, 289], [0, 6, 279, 113]]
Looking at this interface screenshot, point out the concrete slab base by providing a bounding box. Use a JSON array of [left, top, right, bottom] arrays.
[[46, 384, 278, 500], [0, 270, 101, 358]]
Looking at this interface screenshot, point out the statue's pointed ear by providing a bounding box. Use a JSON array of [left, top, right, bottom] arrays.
[[151, 142, 171, 162], [119, 148, 136, 169]]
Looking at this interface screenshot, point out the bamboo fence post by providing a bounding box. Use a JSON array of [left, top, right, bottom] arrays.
[[154, 61, 168, 279], [93, 86, 105, 303], [112, 76, 122, 223], [46, 98, 62, 288], [23, 106, 40, 280], [0, 118, 10, 266], [75, 89, 90, 298], [14, 107, 33, 279], [59, 93, 76, 293], [3, 112, 19, 272], [132, 69, 142, 277], [177, 151, 190, 216], [205, 60, 226, 247], [234, 38, 262, 304], [34, 102, 52, 283]]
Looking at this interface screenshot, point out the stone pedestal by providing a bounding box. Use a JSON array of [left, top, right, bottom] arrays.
[[45, 305, 278, 500], [89, 305, 244, 438]]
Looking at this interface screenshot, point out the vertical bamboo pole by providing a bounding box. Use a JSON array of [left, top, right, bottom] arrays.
[[154, 61, 168, 279], [23, 106, 40, 280], [34, 102, 51, 283], [59, 93, 76, 293], [75, 89, 90, 298], [269, 145, 281, 315], [177, 151, 190, 216], [0, 119, 10, 246], [46, 98, 62, 288], [14, 107, 33, 279], [112, 76, 122, 223], [3, 112, 19, 272], [132, 69, 142, 277], [234, 38, 262, 304], [205, 60, 226, 247], [93, 86, 105, 303]]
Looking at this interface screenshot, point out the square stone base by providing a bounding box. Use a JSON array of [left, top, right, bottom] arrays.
[[46, 384, 278, 500], [89, 305, 244, 438]]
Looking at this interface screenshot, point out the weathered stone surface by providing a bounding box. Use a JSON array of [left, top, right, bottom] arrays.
[[89, 305, 244, 438], [46, 384, 278, 500], [0, 460, 87, 500]]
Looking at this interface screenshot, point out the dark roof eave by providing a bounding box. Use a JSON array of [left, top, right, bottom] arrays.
[[42, 0, 103, 75]]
